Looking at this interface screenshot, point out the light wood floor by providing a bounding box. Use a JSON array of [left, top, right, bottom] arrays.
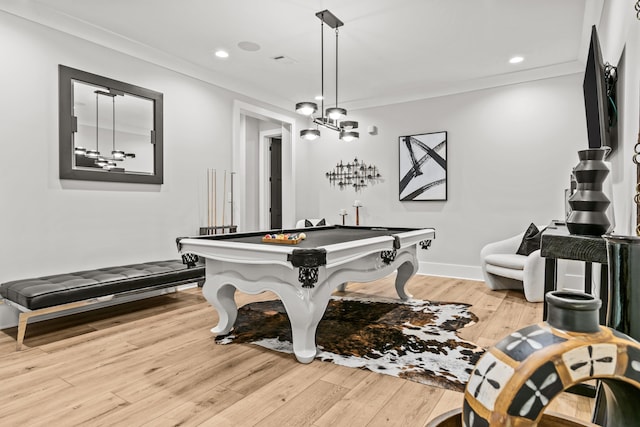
[[0, 276, 593, 426]]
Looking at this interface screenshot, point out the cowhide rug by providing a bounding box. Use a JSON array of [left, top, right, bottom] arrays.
[[215, 296, 484, 392]]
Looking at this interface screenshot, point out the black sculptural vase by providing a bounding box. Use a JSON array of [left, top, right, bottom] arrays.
[[566, 148, 610, 236], [604, 234, 640, 340]]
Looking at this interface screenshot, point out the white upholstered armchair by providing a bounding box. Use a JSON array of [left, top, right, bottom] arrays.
[[480, 228, 546, 302]]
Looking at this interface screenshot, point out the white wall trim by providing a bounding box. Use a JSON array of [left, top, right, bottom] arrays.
[[418, 261, 484, 281], [0, 5, 603, 113], [258, 128, 283, 230], [232, 100, 297, 230]]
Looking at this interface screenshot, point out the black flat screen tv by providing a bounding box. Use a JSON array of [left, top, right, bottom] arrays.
[[583, 25, 612, 151]]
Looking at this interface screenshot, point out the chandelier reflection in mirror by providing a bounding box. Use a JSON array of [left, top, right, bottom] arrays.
[[74, 89, 135, 171], [295, 10, 359, 142], [325, 158, 381, 191]]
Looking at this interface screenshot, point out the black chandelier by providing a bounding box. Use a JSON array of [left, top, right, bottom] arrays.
[[295, 10, 359, 142], [74, 89, 135, 170]]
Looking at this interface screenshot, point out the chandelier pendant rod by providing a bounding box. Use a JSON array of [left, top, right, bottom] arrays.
[[320, 16, 324, 124], [112, 96, 116, 152], [96, 92, 99, 153], [335, 27, 339, 110]]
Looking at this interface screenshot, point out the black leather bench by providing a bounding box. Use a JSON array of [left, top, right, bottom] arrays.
[[0, 260, 204, 350]]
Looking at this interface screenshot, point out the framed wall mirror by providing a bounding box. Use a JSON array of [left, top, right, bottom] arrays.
[[59, 65, 163, 184]]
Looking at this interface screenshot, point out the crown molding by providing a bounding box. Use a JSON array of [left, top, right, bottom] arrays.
[[0, 0, 604, 113]]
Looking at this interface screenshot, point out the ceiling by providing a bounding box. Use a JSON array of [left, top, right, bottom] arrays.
[[1, 0, 603, 111]]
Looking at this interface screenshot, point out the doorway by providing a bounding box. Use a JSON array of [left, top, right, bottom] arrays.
[[233, 100, 297, 231], [269, 137, 282, 229]]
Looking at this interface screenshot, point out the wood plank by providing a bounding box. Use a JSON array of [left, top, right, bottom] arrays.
[[0, 276, 594, 426], [139, 385, 245, 427], [474, 292, 527, 348], [456, 286, 507, 343], [61, 333, 215, 397], [425, 390, 465, 424], [108, 338, 250, 403], [254, 379, 350, 427], [0, 376, 72, 418], [38, 392, 128, 426], [321, 362, 373, 390], [313, 372, 405, 426], [198, 359, 337, 426], [367, 380, 445, 427]]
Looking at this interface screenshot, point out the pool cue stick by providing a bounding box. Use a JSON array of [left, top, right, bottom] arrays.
[[207, 169, 210, 227], [222, 170, 227, 233], [230, 172, 235, 228], [211, 169, 216, 232], [213, 169, 217, 233]]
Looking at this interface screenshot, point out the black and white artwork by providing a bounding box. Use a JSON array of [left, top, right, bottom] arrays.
[[399, 131, 447, 201]]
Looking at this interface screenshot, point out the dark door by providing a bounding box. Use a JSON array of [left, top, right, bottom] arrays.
[[270, 137, 282, 229]]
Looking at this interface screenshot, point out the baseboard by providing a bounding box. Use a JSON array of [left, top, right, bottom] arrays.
[[418, 261, 484, 281], [418, 262, 592, 292]]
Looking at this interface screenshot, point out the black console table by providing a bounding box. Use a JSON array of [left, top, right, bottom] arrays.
[[540, 221, 608, 323]]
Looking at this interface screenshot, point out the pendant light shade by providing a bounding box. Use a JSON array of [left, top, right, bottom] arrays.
[[294, 10, 358, 142], [339, 121, 358, 130], [296, 102, 318, 116], [326, 107, 346, 121], [339, 131, 359, 142], [300, 129, 321, 141]]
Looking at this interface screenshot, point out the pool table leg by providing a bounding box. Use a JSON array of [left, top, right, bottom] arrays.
[[203, 283, 238, 335], [278, 285, 334, 364], [395, 260, 417, 300]]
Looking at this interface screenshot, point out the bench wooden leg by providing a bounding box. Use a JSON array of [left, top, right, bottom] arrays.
[[16, 312, 28, 351]]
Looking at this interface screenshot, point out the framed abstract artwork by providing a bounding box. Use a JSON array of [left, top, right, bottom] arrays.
[[399, 131, 447, 201]]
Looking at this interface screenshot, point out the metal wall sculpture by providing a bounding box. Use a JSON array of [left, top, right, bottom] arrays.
[[325, 158, 381, 191]]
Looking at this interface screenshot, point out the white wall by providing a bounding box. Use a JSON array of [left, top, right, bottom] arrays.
[[598, 1, 640, 235], [2, 3, 637, 309], [296, 75, 588, 278], [294, 0, 640, 281], [0, 11, 288, 285]]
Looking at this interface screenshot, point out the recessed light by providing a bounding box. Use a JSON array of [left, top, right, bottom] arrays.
[[238, 41, 260, 52], [215, 50, 229, 58], [509, 56, 524, 64]]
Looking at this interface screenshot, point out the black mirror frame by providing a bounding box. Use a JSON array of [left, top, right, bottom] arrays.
[[58, 64, 164, 184]]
